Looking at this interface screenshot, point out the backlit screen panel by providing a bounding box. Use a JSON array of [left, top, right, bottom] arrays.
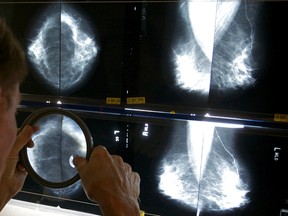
[[15, 108, 288, 216], [208, 2, 288, 114], [0, 2, 125, 101], [1, 1, 288, 115]]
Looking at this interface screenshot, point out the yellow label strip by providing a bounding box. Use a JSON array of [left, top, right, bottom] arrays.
[[106, 97, 121, 105], [274, 113, 288, 122], [127, 97, 146, 104]]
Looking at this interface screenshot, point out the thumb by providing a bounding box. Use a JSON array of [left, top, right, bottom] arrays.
[[73, 155, 87, 176], [11, 125, 34, 156]]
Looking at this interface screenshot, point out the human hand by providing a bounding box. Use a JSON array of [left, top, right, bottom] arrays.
[[73, 145, 141, 216], [0, 125, 38, 210]]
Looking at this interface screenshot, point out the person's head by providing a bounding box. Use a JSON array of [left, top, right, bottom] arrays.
[[0, 18, 27, 176]]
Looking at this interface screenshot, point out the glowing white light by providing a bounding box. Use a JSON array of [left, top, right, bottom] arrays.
[[159, 165, 184, 197], [2, 199, 97, 216], [188, 121, 214, 182], [114, 130, 120, 135], [57, 100, 62, 104], [142, 123, 149, 136], [219, 168, 248, 209], [69, 155, 76, 168], [187, 1, 218, 61], [114, 130, 120, 142], [175, 53, 210, 93], [159, 156, 198, 207], [205, 113, 244, 128]]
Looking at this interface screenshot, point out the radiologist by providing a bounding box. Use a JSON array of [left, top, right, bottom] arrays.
[[0, 18, 141, 215]]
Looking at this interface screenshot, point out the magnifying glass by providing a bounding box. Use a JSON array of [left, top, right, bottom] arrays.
[[20, 107, 93, 188]]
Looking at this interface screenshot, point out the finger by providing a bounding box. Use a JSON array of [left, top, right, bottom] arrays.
[[17, 125, 38, 135], [132, 172, 141, 198], [26, 125, 39, 148], [26, 139, 34, 148], [10, 125, 34, 155], [112, 155, 124, 164], [73, 155, 88, 177], [16, 162, 28, 176], [93, 145, 108, 155], [134, 172, 141, 184], [89, 145, 110, 162], [124, 162, 132, 173]]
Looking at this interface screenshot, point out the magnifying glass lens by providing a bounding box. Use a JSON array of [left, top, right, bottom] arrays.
[[20, 108, 93, 188]]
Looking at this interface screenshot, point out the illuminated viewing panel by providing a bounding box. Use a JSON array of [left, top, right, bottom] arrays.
[[1, 1, 288, 114], [14, 110, 288, 216]]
